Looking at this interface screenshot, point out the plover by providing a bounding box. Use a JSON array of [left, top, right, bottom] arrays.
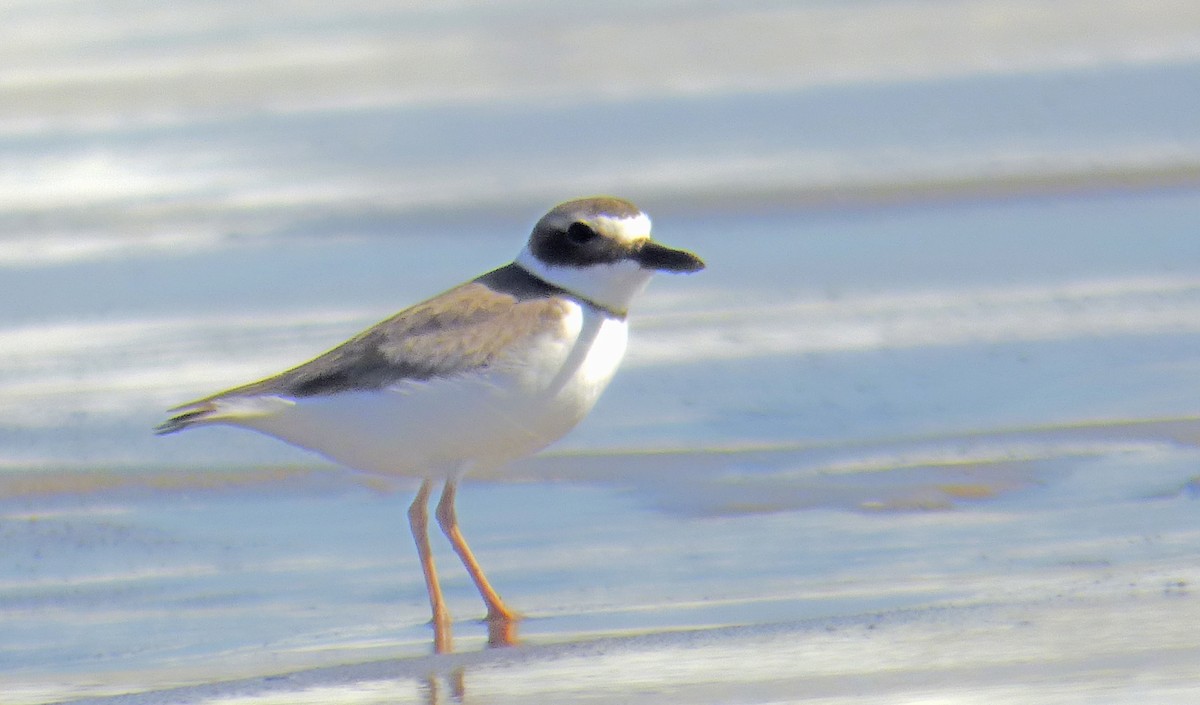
[[156, 196, 704, 650]]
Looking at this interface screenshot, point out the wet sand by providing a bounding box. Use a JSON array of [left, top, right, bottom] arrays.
[[4, 2, 1200, 702], [4, 417, 1200, 704]]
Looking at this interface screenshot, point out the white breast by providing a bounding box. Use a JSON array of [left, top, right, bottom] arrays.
[[223, 300, 628, 478], [537, 300, 629, 420]]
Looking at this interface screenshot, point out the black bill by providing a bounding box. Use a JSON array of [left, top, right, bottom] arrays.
[[635, 241, 706, 273]]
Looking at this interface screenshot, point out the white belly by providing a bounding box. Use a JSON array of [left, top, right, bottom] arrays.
[[226, 302, 627, 477]]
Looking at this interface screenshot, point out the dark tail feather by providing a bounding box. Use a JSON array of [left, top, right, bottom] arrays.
[[154, 407, 214, 435]]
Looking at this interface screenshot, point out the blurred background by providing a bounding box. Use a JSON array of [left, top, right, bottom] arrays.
[[3, 2, 1200, 702], [4, 0, 1199, 470]]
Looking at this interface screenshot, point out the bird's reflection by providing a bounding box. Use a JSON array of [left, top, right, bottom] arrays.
[[419, 614, 520, 704], [419, 666, 466, 705]]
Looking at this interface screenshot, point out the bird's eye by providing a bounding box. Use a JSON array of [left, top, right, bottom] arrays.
[[566, 221, 597, 244]]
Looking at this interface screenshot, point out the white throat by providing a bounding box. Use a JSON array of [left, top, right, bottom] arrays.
[[515, 245, 654, 316]]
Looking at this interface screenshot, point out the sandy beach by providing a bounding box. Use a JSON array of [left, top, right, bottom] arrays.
[[3, 1, 1200, 702]]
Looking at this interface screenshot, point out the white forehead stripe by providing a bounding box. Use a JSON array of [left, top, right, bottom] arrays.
[[596, 212, 652, 244]]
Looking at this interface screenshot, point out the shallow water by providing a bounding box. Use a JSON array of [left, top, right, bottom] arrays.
[[3, 1, 1200, 702]]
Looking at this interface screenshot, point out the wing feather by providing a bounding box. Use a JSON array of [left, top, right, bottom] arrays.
[[156, 264, 570, 434]]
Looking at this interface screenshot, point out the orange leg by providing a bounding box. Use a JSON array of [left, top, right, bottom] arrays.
[[408, 479, 452, 653], [435, 479, 521, 642]]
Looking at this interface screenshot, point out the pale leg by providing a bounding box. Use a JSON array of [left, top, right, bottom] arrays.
[[435, 479, 521, 645], [409, 479, 452, 652]]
